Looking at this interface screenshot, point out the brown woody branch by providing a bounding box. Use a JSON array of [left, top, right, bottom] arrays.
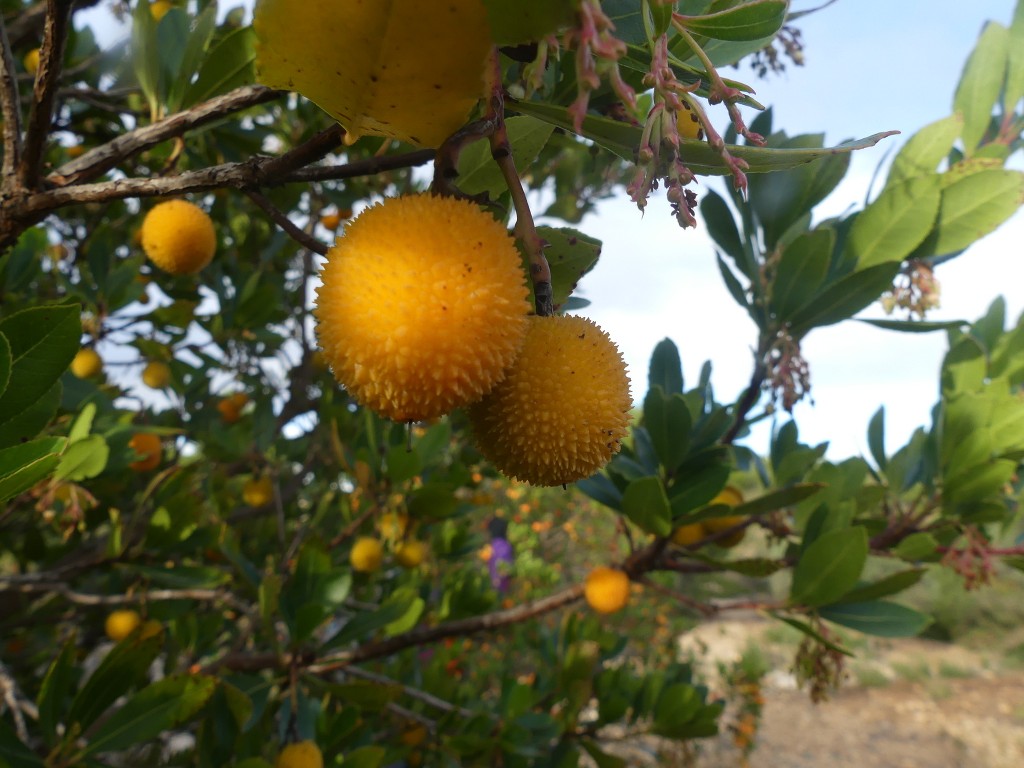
[[17, 0, 73, 189], [0, 16, 24, 192], [49, 84, 284, 186], [244, 189, 328, 256], [1, 580, 249, 611]]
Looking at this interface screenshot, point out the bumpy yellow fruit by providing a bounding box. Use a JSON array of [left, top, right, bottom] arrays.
[[670, 522, 705, 547], [142, 360, 171, 389], [141, 200, 217, 275], [676, 100, 704, 141], [584, 567, 630, 615], [350, 537, 384, 573], [395, 540, 428, 569], [469, 315, 631, 486], [23, 48, 40, 75], [275, 741, 323, 768], [242, 476, 273, 507], [702, 486, 746, 547], [70, 348, 102, 379], [254, 0, 491, 147], [315, 195, 530, 422], [105, 609, 141, 641]]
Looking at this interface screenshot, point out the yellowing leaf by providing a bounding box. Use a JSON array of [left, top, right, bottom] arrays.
[[254, 0, 492, 147]]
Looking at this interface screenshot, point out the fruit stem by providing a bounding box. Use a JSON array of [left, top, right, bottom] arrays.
[[485, 70, 552, 316]]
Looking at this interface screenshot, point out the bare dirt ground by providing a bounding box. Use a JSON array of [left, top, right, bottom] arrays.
[[592, 617, 1024, 767], [684, 619, 1024, 768]]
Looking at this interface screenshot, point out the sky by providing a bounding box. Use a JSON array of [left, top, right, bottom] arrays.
[[76, 1, 1024, 460]]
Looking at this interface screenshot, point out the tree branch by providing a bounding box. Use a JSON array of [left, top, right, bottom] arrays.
[[49, 84, 284, 186], [17, 0, 73, 189], [1, 580, 249, 611], [244, 189, 328, 256], [0, 16, 24, 193]]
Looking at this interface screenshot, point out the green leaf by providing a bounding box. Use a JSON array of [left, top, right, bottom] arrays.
[[700, 191, 745, 269], [483, 0, 576, 44], [580, 739, 627, 768], [1004, 2, 1024, 114], [0, 332, 10, 399], [790, 526, 868, 608], [771, 228, 833, 320], [81, 674, 216, 756], [728, 483, 824, 517], [535, 226, 602, 311], [678, 0, 788, 41], [915, 170, 1024, 259], [167, 4, 218, 110], [384, 589, 425, 636], [68, 402, 97, 443], [788, 262, 901, 337], [184, 26, 256, 106], [54, 434, 109, 482], [37, 639, 79, 745], [868, 406, 886, 471], [954, 21, 1010, 154], [820, 601, 932, 638], [319, 681, 401, 712], [511, 99, 896, 170], [67, 632, 165, 733], [0, 304, 80, 447], [648, 338, 683, 394], [643, 388, 691, 472], [0, 436, 67, 504], [842, 175, 942, 270], [836, 568, 925, 604], [858, 318, 967, 333], [773, 615, 853, 656], [131, 0, 160, 116], [621, 476, 672, 536], [886, 114, 963, 187], [0, 716, 43, 768], [385, 445, 421, 484], [342, 746, 387, 768], [456, 116, 554, 198], [652, 683, 701, 734], [406, 483, 458, 519], [894, 532, 939, 561]]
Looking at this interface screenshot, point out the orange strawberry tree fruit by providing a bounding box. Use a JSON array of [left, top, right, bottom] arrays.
[[1, 0, 1023, 766]]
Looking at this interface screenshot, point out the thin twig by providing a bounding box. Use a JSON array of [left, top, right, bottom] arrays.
[[18, 0, 73, 189], [2, 581, 248, 611], [341, 666, 477, 718], [49, 84, 283, 186], [245, 189, 328, 256]]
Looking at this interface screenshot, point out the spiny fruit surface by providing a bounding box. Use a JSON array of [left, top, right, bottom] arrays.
[[128, 433, 162, 472], [469, 315, 631, 486], [350, 537, 384, 573], [275, 741, 323, 768], [242, 476, 273, 507], [584, 567, 630, 615], [254, 0, 491, 147], [141, 200, 217, 275], [105, 609, 141, 641], [70, 348, 102, 379], [315, 195, 530, 423], [142, 360, 171, 389]]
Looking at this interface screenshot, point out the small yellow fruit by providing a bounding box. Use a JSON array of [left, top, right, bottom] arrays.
[[670, 522, 705, 547], [128, 433, 162, 472], [150, 1, 173, 21], [105, 609, 141, 641], [469, 315, 632, 486], [141, 200, 217, 275], [242, 475, 274, 507], [140, 619, 163, 639], [584, 567, 630, 615], [350, 537, 384, 573], [315, 194, 530, 422], [377, 511, 408, 541], [394, 540, 428, 569], [70, 348, 102, 379], [400, 724, 428, 747], [703, 486, 746, 547], [23, 48, 40, 75], [676, 100, 704, 141], [320, 211, 342, 230], [66, 144, 85, 158], [142, 360, 171, 389], [217, 392, 249, 423], [275, 740, 323, 768]]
